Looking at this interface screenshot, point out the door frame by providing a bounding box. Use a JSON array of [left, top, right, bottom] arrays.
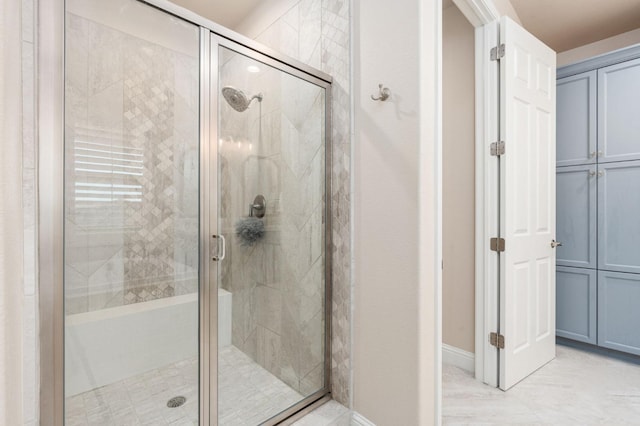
[[37, 0, 334, 424], [449, 0, 501, 387]]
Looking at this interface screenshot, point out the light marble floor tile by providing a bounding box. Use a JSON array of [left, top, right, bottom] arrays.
[[443, 344, 640, 425], [291, 400, 350, 426], [65, 345, 305, 425]]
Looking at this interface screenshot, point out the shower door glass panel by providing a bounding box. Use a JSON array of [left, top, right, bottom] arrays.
[[217, 45, 327, 424], [63, 0, 200, 424]]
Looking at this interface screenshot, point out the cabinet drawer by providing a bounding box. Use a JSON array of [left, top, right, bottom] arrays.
[[598, 270, 640, 355], [598, 160, 640, 274], [598, 58, 640, 163], [556, 266, 596, 344], [556, 165, 597, 268], [557, 71, 596, 166]]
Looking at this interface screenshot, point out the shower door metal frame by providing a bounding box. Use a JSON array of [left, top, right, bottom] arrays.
[[209, 33, 334, 425], [40, 0, 333, 425]]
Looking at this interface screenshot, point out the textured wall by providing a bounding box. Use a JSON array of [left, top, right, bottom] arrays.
[[237, 0, 352, 405], [64, 13, 200, 314]]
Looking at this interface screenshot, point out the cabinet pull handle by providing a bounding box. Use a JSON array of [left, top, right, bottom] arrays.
[[598, 171, 604, 177], [590, 151, 596, 158], [589, 171, 596, 177]]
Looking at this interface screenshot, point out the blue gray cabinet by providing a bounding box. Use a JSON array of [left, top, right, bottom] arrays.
[[598, 160, 640, 274], [556, 165, 597, 268], [598, 270, 640, 356], [557, 48, 640, 357], [557, 71, 597, 166], [598, 57, 640, 163], [557, 267, 597, 344]]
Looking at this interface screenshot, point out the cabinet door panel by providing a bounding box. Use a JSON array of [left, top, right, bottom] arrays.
[[557, 71, 596, 166], [598, 270, 640, 355], [598, 160, 640, 274], [556, 165, 597, 268], [556, 266, 596, 344], [598, 58, 640, 163]]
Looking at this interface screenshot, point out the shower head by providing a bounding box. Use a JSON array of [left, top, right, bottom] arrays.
[[222, 86, 263, 112]]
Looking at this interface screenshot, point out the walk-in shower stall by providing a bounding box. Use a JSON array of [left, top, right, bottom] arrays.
[[60, 0, 332, 424]]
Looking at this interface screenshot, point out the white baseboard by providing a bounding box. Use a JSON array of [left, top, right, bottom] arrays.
[[442, 343, 475, 373], [352, 411, 376, 426]]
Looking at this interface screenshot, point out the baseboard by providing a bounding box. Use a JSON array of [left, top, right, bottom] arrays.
[[352, 411, 376, 426], [442, 343, 475, 373]]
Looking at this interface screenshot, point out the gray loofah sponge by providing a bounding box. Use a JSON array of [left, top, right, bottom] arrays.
[[235, 217, 265, 247]]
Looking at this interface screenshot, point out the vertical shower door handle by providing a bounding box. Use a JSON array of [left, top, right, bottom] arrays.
[[212, 234, 226, 261]]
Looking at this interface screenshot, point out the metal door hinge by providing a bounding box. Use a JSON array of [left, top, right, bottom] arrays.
[[490, 237, 505, 252], [490, 332, 505, 349], [490, 141, 505, 156], [490, 44, 505, 61]]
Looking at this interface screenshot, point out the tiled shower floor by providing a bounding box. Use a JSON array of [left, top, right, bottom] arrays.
[[65, 345, 303, 425]]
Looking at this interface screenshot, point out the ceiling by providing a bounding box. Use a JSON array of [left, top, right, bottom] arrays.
[[510, 0, 640, 52], [169, 0, 262, 29], [172, 0, 640, 53]]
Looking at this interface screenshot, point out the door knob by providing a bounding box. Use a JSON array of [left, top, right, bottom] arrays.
[[551, 240, 562, 248]]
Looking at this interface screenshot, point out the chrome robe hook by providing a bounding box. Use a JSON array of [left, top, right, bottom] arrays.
[[371, 83, 390, 101]]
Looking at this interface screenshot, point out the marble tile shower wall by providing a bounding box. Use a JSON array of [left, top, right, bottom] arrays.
[[219, 50, 326, 396], [22, 0, 38, 423], [249, 0, 352, 405], [64, 13, 200, 315]]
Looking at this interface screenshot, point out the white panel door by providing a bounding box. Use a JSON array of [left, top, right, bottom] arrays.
[[499, 16, 556, 390]]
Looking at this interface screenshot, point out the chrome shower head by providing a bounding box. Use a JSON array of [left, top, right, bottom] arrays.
[[222, 86, 263, 112]]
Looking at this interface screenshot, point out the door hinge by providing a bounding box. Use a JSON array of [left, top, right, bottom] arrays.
[[490, 44, 505, 61], [490, 237, 505, 252], [490, 141, 505, 156], [490, 332, 505, 349]]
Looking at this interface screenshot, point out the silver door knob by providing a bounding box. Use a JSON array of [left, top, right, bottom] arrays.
[[551, 240, 562, 248]]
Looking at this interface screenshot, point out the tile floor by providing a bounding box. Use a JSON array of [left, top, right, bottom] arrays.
[[65, 345, 319, 425], [291, 401, 351, 426], [443, 344, 640, 424]]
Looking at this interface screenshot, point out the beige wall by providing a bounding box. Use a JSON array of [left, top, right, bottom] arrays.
[[442, 4, 476, 354], [353, 0, 438, 423], [492, 0, 522, 25], [558, 27, 640, 67], [1, 1, 25, 424]]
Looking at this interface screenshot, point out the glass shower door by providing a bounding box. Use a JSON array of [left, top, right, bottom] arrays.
[[215, 42, 329, 425], [62, 1, 331, 423], [63, 0, 201, 424]]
